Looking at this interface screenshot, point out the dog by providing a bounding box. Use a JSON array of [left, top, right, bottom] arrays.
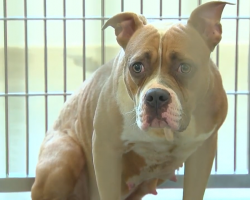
[[31, 1, 230, 200]]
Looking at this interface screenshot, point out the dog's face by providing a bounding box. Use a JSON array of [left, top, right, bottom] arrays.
[[123, 23, 211, 132], [103, 2, 230, 132]]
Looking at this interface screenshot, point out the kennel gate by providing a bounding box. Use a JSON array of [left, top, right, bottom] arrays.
[[0, 0, 250, 193]]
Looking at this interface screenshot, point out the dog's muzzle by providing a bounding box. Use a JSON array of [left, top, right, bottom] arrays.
[[137, 88, 184, 131]]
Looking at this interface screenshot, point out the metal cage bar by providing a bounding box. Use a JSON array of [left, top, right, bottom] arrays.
[[63, 0, 67, 102], [178, 0, 181, 19], [0, 91, 249, 97], [140, 0, 143, 14], [248, 17, 250, 174], [233, 0, 240, 172], [3, 0, 9, 177], [215, 45, 219, 172], [0, 16, 250, 20], [24, 0, 29, 176], [43, 0, 49, 132], [82, 0, 86, 81], [101, 0, 105, 65], [159, 0, 162, 20], [121, 0, 124, 12]]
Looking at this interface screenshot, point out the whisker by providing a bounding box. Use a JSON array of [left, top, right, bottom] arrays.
[[122, 106, 140, 130], [131, 121, 137, 131], [129, 117, 136, 125], [127, 115, 137, 129], [122, 108, 136, 116]]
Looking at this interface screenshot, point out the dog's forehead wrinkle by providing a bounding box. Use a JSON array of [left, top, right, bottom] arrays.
[[128, 49, 156, 65], [135, 51, 151, 61], [169, 51, 183, 61], [166, 23, 189, 35]]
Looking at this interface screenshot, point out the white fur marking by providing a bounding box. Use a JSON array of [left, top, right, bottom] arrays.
[[122, 121, 217, 189], [164, 128, 174, 141]]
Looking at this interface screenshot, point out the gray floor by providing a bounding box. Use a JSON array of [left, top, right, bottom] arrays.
[[1, 189, 250, 200]]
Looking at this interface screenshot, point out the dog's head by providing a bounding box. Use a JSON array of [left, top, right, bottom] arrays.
[[103, 1, 231, 133]]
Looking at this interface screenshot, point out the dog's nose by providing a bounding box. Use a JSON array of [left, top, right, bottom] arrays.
[[145, 88, 171, 108]]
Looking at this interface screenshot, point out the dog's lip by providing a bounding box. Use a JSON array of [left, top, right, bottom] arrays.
[[141, 117, 169, 130], [150, 118, 168, 128]]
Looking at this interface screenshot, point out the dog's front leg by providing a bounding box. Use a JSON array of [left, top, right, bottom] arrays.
[[183, 132, 217, 200], [93, 130, 123, 200]]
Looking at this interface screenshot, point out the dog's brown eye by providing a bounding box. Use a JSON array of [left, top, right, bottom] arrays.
[[178, 63, 192, 74], [132, 62, 144, 73]]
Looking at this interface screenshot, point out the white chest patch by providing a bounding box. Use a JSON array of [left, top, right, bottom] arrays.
[[121, 115, 216, 186]]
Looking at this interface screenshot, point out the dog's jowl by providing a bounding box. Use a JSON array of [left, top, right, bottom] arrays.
[[31, 1, 231, 200]]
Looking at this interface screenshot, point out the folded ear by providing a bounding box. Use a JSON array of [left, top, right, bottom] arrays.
[[102, 12, 147, 49], [188, 1, 234, 51]]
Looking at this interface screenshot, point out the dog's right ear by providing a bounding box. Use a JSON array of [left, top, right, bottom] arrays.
[[102, 12, 147, 49]]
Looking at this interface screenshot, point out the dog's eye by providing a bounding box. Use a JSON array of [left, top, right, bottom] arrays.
[[132, 62, 144, 73], [178, 63, 192, 74]]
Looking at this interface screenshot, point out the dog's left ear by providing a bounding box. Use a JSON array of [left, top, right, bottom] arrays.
[[188, 1, 234, 51], [102, 12, 147, 49]]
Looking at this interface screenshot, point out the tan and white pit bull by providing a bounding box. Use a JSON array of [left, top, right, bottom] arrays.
[[31, 1, 230, 200]]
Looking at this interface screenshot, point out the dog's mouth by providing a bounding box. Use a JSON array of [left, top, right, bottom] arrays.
[[139, 109, 182, 131], [140, 116, 168, 130]]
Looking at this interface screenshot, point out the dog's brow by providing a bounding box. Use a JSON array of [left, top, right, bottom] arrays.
[[131, 50, 152, 62], [169, 51, 195, 64], [169, 51, 182, 61], [144, 52, 151, 61], [171, 51, 188, 61]]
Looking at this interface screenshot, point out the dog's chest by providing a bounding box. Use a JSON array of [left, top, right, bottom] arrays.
[[121, 121, 216, 187], [123, 141, 180, 182]]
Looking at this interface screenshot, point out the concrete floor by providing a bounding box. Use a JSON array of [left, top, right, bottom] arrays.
[[1, 189, 250, 200]]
